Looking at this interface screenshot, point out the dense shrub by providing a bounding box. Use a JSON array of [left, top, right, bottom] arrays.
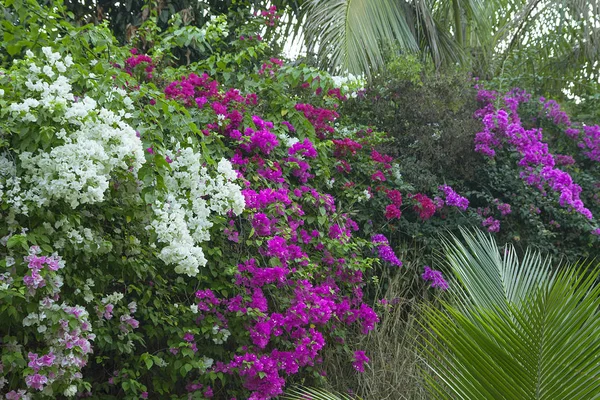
[[1, 2, 599, 400], [340, 55, 600, 262], [469, 85, 600, 259], [0, 3, 431, 399], [340, 56, 483, 191]]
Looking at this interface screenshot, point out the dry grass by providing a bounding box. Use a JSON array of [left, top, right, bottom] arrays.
[[322, 265, 430, 400]]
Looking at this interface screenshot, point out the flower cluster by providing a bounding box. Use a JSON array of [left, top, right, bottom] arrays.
[[422, 266, 449, 290], [294, 103, 338, 139], [2, 48, 144, 212], [124, 49, 154, 79], [256, 5, 280, 27], [371, 235, 402, 267], [209, 271, 378, 397], [150, 147, 245, 276], [352, 350, 370, 372], [563, 125, 600, 163], [475, 88, 594, 222], [412, 194, 436, 220], [493, 199, 512, 216], [164, 72, 219, 105], [22, 299, 94, 394], [1, 246, 94, 398], [258, 58, 284, 77], [330, 73, 365, 99], [189, 248, 378, 398], [22, 245, 64, 294], [332, 138, 362, 157], [541, 98, 571, 126], [482, 216, 501, 233], [438, 185, 469, 211], [384, 189, 403, 220], [371, 150, 393, 170]]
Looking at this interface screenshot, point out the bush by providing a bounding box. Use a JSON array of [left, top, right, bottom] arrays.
[[339, 54, 600, 262], [2, 3, 599, 399], [0, 3, 415, 399]]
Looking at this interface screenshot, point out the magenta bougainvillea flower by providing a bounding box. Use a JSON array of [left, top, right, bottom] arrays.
[[422, 266, 449, 290]]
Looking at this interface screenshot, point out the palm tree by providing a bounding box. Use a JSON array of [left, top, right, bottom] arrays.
[[421, 228, 600, 399], [299, 0, 600, 81]]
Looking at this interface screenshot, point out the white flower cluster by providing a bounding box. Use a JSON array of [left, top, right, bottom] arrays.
[[390, 163, 403, 185], [0, 271, 13, 291], [358, 189, 371, 203], [23, 310, 48, 329], [1, 48, 145, 212], [278, 132, 300, 148], [205, 324, 231, 344], [73, 278, 95, 303], [335, 125, 355, 137], [331, 73, 365, 98], [63, 385, 78, 397], [150, 146, 245, 276], [200, 356, 214, 371], [0, 153, 26, 212]]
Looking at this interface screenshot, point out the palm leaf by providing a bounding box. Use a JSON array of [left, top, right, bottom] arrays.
[[302, 0, 418, 76], [423, 229, 600, 399], [282, 386, 361, 400], [440, 227, 554, 311], [496, 0, 600, 78]]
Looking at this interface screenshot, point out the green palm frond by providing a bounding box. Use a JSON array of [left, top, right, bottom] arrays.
[[299, 0, 599, 82], [414, 0, 458, 68], [282, 386, 361, 400], [302, 0, 418, 76], [501, 0, 600, 55], [423, 229, 600, 399], [441, 227, 554, 311], [495, 0, 600, 79]]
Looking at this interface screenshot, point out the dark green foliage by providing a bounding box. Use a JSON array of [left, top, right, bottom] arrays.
[[340, 54, 600, 263], [62, 0, 303, 44], [341, 56, 483, 192]]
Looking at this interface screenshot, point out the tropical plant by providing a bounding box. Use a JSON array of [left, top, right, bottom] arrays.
[[283, 386, 361, 400], [421, 228, 600, 399], [299, 0, 600, 87]]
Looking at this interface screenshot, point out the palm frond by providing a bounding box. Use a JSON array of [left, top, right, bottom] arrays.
[[302, 0, 418, 76], [441, 227, 554, 311], [497, 0, 600, 77], [282, 386, 361, 400], [423, 229, 600, 399]]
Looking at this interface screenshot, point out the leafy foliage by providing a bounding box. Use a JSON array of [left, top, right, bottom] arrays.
[[283, 386, 360, 400], [0, 2, 414, 399], [299, 0, 600, 96], [422, 229, 600, 399], [340, 54, 600, 262]]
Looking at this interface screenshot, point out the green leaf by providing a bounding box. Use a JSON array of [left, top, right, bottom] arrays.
[[6, 235, 27, 250], [422, 229, 600, 400], [283, 387, 359, 400], [6, 44, 21, 56]]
